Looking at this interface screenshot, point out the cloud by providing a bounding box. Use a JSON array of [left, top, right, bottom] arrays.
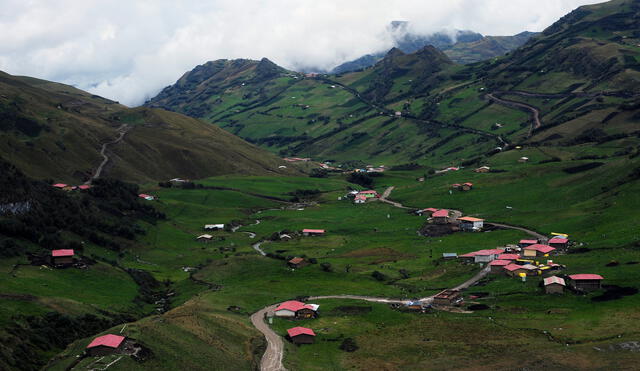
[[0, 0, 605, 106]]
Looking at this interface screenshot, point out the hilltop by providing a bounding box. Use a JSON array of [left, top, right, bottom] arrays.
[[0, 71, 294, 183]]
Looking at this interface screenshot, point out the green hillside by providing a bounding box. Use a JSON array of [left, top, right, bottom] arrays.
[[0, 71, 294, 183]]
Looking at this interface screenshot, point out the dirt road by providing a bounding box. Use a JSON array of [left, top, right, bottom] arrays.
[[486, 222, 547, 241], [486, 93, 541, 136], [85, 124, 130, 184], [251, 305, 287, 371], [378, 186, 410, 209]]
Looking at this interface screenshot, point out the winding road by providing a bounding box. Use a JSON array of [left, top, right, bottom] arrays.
[[84, 124, 130, 185], [486, 93, 541, 136]]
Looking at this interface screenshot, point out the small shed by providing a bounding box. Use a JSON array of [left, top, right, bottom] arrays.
[[548, 237, 569, 249], [442, 253, 458, 259], [302, 229, 325, 236], [489, 259, 511, 274], [569, 274, 603, 292], [504, 263, 538, 277], [358, 190, 379, 198], [354, 195, 367, 204], [458, 252, 476, 263], [544, 276, 566, 294], [474, 166, 490, 173], [523, 244, 556, 257], [197, 234, 213, 242], [288, 257, 308, 269], [461, 182, 473, 191], [296, 304, 319, 319], [287, 327, 316, 344], [457, 216, 484, 231], [518, 157, 529, 163], [51, 249, 75, 266], [432, 209, 449, 224], [519, 239, 538, 248], [204, 224, 225, 230], [86, 334, 125, 356], [433, 289, 462, 306]]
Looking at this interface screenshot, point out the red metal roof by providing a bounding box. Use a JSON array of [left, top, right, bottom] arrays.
[[544, 276, 566, 286], [457, 216, 484, 222], [287, 327, 316, 337], [289, 257, 305, 264], [52, 183, 67, 188], [519, 239, 537, 244], [51, 249, 74, 257], [78, 185, 91, 190], [459, 252, 477, 257], [302, 229, 325, 234], [489, 260, 511, 266], [525, 244, 556, 253], [451, 183, 461, 187], [549, 238, 568, 244], [424, 208, 438, 212], [276, 300, 306, 312], [497, 254, 520, 260], [463, 182, 473, 186], [475, 248, 504, 256], [138, 194, 150, 198], [87, 334, 125, 349], [569, 274, 603, 281], [432, 209, 449, 217], [504, 264, 524, 271], [359, 190, 378, 194]]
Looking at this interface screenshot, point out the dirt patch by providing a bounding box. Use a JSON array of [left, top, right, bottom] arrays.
[[328, 305, 373, 316], [420, 223, 460, 237]]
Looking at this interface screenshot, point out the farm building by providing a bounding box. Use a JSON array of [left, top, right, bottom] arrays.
[[51, 249, 75, 266], [504, 263, 539, 277], [86, 334, 125, 356], [474, 166, 491, 173], [204, 224, 224, 230], [519, 239, 538, 247], [274, 301, 319, 319], [433, 290, 462, 306], [544, 276, 566, 294], [523, 244, 556, 257], [461, 182, 473, 191], [287, 327, 316, 344], [354, 195, 367, 204], [489, 260, 511, 273], [569, 274, 604, 292], [497, 253, 520, 261], [473, 249, 504, 263], [458, 252, 477, 263], [416, 207, 438, 216], [196, 234, 213, 242], [302, 229, 325, 236], [548, 237, 569, 249], [288, 257, 308, 269], [432, 209, 449, 224], [442, 253, 458, 259], [457, 216, 484, 231]]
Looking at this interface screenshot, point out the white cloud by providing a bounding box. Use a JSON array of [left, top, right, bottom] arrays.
[[0, 0, 606, 106]]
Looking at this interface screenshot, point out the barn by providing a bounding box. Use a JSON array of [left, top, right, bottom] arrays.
[[457, 216, 484, 231], [287, 327, 316, 344], [51, 249, 75, 266], [569, 274, 604, 292], [86, 334, 125, 356]]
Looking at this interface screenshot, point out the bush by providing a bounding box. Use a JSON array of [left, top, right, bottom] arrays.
[[346, 173, 373, 188], [371, 271, 387, 281], [320, 262, 333, 272]]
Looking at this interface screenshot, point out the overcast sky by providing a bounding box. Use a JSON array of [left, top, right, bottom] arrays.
[[0, 0, 605, 106]]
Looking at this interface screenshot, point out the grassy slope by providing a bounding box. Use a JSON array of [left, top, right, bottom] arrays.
[[0, 72, 295, 183]]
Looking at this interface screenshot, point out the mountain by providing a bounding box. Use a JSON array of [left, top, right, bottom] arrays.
[[147, 0, 639, 167], [331, 24, 536, 74], [0, 71, 295, 183]]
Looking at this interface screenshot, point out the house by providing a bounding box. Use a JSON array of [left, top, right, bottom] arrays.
[[296, 304, 319, 319], [432, 209, 449, 224], [302, 229, 325, 236], [457, 217, 484, 231], [473, 249, 504, 263], [196, 234, 213, 242], [442, 253, 458, 259], [274, 301, 319, 318], [548, 237, 569, 249], [523, 244, 556, 257], [417, 207, 439, 217], [288, 257, 308, 269], [497, 253, 520, 261], [86, 334, 125, 356], [52, 183, 68, 189], [544, 276, 566, 294], [519, 239, 538, 248], [51, 249, 74, 266], [138, 193, 154, 201], [504, 263, 539, 277], [354, 195, 367, 204], [458, 252, 477, 263], [569, 274, 604, 291], [358, 190, 379, 198], [204, 224, 225, 231], [78, 185, 91, 190], [405, 301, 424, 311], [489, 259, 511, 274], [433, 289, 462, 306], [474, 166, 491, 173], [287, 327, 316, 344], [518, 157, 529, 163], [461, 182, 473, 191]]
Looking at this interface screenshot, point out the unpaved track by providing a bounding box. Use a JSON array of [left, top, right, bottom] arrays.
[[486, 93, 541, 136], [378, 186, 410, 209], [85, 124, 130, 184], [251, 304, 287, 371]]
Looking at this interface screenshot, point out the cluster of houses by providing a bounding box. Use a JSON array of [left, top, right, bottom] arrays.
[[353, 165, 386, 174], [52, 183, 91, 191], [451, 235, 605, 294], [416, 208, 484, 231], [273, 300, 319, 345], [284, 229, 326, 269]]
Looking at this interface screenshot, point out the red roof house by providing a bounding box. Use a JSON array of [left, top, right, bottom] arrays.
[[569, 274, 603, 291], [523, 244, 556, 257], [302, 229, 325, 236], [287, 327, 316, 344], [86, 334, 125, 356], [78, 185, 91, 190], [51, 249, 75, 266], [548, 237, 569, 249], [52, 183, 68, 189], [288, 257, 308, 269], [52, 249, 74, 257], [489, 259, 511, 273], [432, 209, 449, 218], [544, 276, 566, 294], [519, 239, 538, 247], [497, 253, 520, 261]]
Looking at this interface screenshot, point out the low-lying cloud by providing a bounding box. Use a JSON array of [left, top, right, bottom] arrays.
[[0, 0, 605, 106]]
